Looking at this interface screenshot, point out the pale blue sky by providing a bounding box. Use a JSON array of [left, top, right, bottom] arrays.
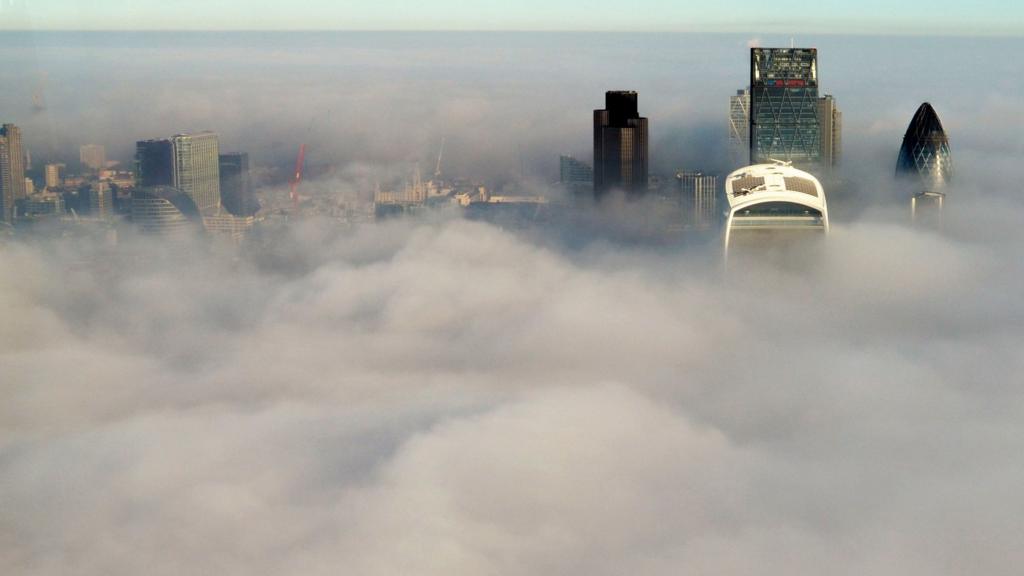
[[0, 0, 1020, 34]]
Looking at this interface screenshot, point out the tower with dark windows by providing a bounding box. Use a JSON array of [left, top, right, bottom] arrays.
[[750, 48, 821, 168], [594, 91, 649, 199], [219, 152, 258, 217], [136, 132, 221, 216], [897, 103, 951, 224], [896, 103, 951, 188]]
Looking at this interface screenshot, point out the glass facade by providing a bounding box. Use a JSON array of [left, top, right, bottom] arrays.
[[594, 91, 648, 199], [172, 132, 221, 216], [131, 185, 202, 237], [750, 48, 820, 167], [137, 133, 222, 217], [729, 88, 750, 167], [896, 103, 952, 189], [219, 152, 258, 217]]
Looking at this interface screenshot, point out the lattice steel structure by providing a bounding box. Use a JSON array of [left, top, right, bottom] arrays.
[[750, 48, 820, 167]]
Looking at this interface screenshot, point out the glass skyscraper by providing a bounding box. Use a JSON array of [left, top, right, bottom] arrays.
[[750, 48, 821, 167], [594, 91, 648, 199], [136, 132, 221, 216], [219, 152, 258, 217], [896, 102, 951, 189]]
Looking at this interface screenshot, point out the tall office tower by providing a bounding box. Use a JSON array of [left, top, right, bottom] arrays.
[[723, 163, 829, 260], [676, 171, 719, 229], [729, 88, 751, 167], [818, 95, 842, 170], [0, 139, 11, 222], [594, 91, 649, 199], [0, 124, 26, 221], [218, 152, 257, 217], [171, 132, 221, 215], [750, 48, 820, 167], [136, 132, 221, 215], [44, 163, 63, 189], [24, 178, 34, 196], [897, 103, 951, 223], [80, 144, 106, 171], [896, 102, 951, 188]]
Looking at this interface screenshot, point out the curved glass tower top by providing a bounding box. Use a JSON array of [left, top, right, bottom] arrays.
[[896, 103, 952, 188]]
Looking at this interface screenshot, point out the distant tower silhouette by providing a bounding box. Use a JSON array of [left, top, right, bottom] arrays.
[[593, 91, 648, 199]]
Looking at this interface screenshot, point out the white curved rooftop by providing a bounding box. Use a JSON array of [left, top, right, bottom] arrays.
[[725, 162, 827, 215]]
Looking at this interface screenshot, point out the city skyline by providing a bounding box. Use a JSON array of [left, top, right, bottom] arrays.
[[0, 1, 1021, 35], [3, 14, 1024, 576]]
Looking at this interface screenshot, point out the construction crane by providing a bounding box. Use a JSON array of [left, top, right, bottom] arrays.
[[433, 137, 445, 180], [289, 143, 306, 213]]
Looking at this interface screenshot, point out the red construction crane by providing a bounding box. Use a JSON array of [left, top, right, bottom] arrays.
[[289, 143, 306, 212]]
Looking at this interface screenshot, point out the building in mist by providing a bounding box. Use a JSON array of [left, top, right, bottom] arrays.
[[131, 185, 203, 236], [559, 154, 593, 196], [896, 102, 952, 188], [724, 162, 829, 258], [219, 152, 258, 217], [560, 154, 593, 185], [135, 132, 221, 216], [80, 144, 106, 172], [23, 192, 65, 218], [818, 95, 842, 171], [750, 48, 820, 167], [676, 171, 719, 230], [44, 163, 64, 190], [87, 182, 112, 219], [594, 91, 649, 199], [136, 139, 176, 187], [897, 103, 951, 223], [729, 88, 751, 167], [0, 123, 26, 223]]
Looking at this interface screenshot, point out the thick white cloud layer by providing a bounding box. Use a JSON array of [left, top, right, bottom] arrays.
[[2, 30, 1024, 576], [3, 205, 1024, 574]]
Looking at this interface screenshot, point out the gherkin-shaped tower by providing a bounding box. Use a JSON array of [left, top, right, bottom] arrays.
[[896, 103, 952, 188]]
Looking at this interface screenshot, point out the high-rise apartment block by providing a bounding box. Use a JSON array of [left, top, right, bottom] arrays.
[[750, 48, 821, 167], [594, 91, 649, 199], [0, 123, 26, 222], [136, 132, 221, 215]]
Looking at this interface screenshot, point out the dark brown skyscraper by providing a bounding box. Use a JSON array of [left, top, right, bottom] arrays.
[[594, 91, 648, 199]]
